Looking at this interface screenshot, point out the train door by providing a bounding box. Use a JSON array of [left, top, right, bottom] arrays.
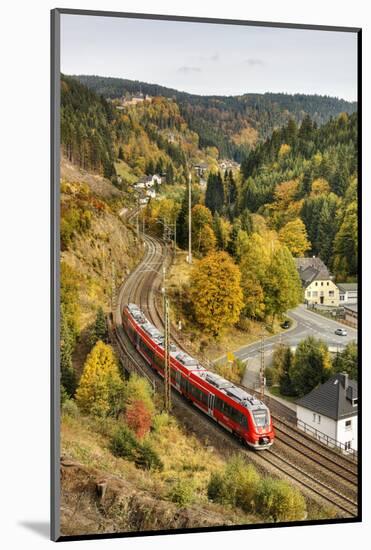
[[208, 393, 215, 417], [175, 370, 181, 391]]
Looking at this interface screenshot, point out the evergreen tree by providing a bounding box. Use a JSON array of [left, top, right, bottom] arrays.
[[205, 172, 225, 214], [279, 347, 294, 395], [60, 305, 77, 397], [165, 162, 174, 184], [91, 306, 108, 345], [332, 342, 358, 381], [290, 337, 332, 397], [118, 146, 124, 161]]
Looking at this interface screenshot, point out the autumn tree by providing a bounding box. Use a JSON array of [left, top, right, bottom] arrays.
[[269, 179, 303, 229], [239, 233, 271, 320], [278, 218, 310, 257], [124, 399, 153, 439], [122, 373, 155, 415], [189, 251, 243, 336], [333, 200, 358, 278], [290, 337, 332, 396], [76, 341, 125, 417], [263, 245, 302, 322]]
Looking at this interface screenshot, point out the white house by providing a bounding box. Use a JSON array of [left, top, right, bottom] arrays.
[[134, 174, 162, 190], [338, 283, 358, 305], [295, 257, 339, 306], [296, 373, 358, 453]]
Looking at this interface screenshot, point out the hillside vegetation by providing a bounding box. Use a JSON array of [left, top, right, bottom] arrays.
[[73, 74, 357, 160]]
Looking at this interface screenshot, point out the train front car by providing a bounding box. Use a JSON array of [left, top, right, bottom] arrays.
[[246, 400, 274, 450]]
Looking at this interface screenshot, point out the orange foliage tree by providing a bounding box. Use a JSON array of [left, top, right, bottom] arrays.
[[124, 400, 153, 439]]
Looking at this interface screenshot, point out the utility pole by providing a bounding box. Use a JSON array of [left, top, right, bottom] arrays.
[[136, 195, 140, 238], [173, 220, 177, 257], [164, 296, 171, 412], [188, 172, 192, 264], [111, 261, 117, 312], [259, 334, 265, 400]]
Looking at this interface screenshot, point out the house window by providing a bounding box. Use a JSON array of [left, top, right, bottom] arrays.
[[345, 420, 352, 430], [315, 282, 318, 286], [320, 291, 324, 297], [312, 291, 318, 297], [313, 413, 316, 422], [318, 415, 321, 424], [327, 282, 329, 286], [321, 282, 324, 286], [340, 295, 345, 301], [344, 441, 352, 451], [307, 291, 311, 298], [329, 291, 334, 297], [352, 399, 358, 406]]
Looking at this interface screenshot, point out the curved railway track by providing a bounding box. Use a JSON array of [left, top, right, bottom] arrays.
[[111, 222, 358, 519]]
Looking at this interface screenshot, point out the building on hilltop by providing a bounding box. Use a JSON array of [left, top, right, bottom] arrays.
[[296, 373, 358, 453], [295, 257, 339, 306]]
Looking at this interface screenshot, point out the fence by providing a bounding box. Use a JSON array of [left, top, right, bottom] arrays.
[[296, 418, 357, 461]]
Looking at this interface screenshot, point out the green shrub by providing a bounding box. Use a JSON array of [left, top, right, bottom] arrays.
[[264, 366, 280, 387], [207, 455, 260, 512], [110, 425, 138, 461], [168, 479, 195, 506], [255, 478, 306, 522], [135, 441, 163, 471], [62, 398, 80, 418], [110, 426, 163, 471], [152, 412, 172, 432]]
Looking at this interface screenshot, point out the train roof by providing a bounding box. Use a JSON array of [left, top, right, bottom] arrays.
[[126, 303, 267, 411]]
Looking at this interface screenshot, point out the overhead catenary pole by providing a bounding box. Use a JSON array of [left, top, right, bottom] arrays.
[[260, 334, 265, 400], [164, 296, 171, 412], [188, 171, 192, 264]]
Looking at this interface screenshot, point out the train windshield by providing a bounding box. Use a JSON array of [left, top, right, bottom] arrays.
[[252, 409, 269, 427]]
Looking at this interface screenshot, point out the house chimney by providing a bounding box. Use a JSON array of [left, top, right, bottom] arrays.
[[339, 372, 349, 390]]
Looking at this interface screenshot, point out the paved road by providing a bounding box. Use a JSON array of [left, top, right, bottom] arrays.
[[215, 304, 357, 388]]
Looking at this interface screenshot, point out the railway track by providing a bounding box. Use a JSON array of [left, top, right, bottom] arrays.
[[111, 224, 358, 519]]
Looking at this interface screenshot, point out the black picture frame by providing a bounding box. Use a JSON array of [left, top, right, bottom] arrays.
[[51, 8, 362, 542]]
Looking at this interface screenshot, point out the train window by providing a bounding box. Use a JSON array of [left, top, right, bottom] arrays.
[[252, 410, 268, 427]]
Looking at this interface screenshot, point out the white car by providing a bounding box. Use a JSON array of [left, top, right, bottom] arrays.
[[335, 328, 347, 336]]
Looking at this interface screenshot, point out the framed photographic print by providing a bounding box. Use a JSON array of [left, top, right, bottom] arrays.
[[51, 8, 361, 542]]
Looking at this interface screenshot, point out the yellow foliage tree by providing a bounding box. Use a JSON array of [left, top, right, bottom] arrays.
[[268, 179, 304, 228], [278, 218, 310, 257], [189, 251, 243, 336], [310, 178, 331, 197], [278, 143, 291, 158], [76, 341, 125, 417]]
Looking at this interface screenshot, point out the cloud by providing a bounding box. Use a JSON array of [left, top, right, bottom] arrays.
[[245, 58, 264, 66], [178, 66, 202, 74]]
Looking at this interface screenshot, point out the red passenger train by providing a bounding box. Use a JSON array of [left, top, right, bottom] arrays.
[[123, 304, 274, 449]]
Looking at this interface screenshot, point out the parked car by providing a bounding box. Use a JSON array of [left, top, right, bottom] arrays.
[[335, 328, 347, 336], [281, 320, 290, 329]]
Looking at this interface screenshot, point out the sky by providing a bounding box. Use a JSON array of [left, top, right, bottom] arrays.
[[61, 14, 358, 101]]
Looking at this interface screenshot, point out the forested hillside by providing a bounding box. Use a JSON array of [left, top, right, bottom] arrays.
[[72, 74, 357, 161], [61, 75, 213, 187]]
